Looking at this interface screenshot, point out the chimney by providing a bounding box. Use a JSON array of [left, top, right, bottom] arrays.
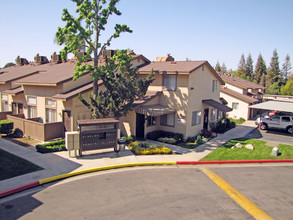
[[34, 54, 49, 64], [51, 52, 62, 63], [15, 56, 29, 66], [156, 53, 175, 62]]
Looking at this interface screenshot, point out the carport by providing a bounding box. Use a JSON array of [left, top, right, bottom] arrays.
[[249, 100, 293, 135]]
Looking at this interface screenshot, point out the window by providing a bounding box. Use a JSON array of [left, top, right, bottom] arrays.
[[270, 117, 280, 122], [232, 102, 239, 110], [1, 94, 9, 112], [46, 99, 56, 107], [210, 108, 216, 121], [217, 110, 223, 120], [147, 116, 157, 127], [163, 74, 176, 90], [212, 80, 217, 92], [46, 108, 57, 123], [282, 117, 290, 122], [160, 112, 175, 126], [192, 111, 201, 126], [28, 106, 37, 118], [27, 96, 37, 104]]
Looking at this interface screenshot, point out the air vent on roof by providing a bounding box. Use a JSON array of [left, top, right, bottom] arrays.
[[51, 52, 62, 63], [77, 52, 91, 61], [34, 54, 49, 64], [103, 49, 117, 58], [15, 56, 29, 66]]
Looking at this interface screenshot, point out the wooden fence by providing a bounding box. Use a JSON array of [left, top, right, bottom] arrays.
[[6, 115, 64, 141]]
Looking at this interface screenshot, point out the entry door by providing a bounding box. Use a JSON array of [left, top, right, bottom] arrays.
[[18, 103, 23, 114], [12, 102, 17, 114], [136, 113, 145, 139], [203, 108, 209, 130], [63, 110, 71, 132]]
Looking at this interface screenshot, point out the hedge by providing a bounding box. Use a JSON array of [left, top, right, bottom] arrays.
[[129, 142, 172, 155], [0, 120, 13, 135], [36, 139, 66, 154]]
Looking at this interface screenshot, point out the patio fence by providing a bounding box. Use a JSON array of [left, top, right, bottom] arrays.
[[6, 115, 64, 141]]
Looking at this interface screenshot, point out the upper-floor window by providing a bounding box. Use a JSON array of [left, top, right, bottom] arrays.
[[163, 74, 176, 91], [46, 99, 56, 107], [232, 102, 239, 110], [27, 96, 37, 105], [212, 80, 217, 92]]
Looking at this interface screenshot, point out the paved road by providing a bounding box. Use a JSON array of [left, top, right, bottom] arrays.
[[1, 165, 293, 220]]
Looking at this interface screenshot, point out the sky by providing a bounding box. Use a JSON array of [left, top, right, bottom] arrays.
[[0, 0, 293, 71]]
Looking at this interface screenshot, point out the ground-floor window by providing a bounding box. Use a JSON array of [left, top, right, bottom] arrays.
[[147, 116, 157, 127], [1, 101, 9, 112], [160, 112, 175, 127], [28, 106, 37, 118], [210, 108, 216, 121], [46, 108, 57, 123], [192, 111, 201, 126]]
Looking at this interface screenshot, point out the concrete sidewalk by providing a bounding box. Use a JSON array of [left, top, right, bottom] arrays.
[[0, 121, 257, 192]]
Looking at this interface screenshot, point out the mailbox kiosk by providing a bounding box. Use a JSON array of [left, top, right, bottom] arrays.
[[77, 118, 120, 156]]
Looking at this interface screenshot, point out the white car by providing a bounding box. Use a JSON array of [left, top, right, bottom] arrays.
[[255, 115, 293, 134]]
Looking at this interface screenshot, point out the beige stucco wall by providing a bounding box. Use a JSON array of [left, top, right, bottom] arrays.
[[220, 92, 250, 120], [225, 83, 244, 94]]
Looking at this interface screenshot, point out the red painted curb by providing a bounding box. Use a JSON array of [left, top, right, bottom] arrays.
[[0, 181, 40, 198], [176, 159, 293, 165]]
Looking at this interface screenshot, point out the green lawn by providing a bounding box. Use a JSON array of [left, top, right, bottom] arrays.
[[0, 149, 43, 181], [200, 138, 293, 161]]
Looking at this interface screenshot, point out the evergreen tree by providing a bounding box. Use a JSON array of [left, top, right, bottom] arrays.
[[266, 82, 281, 95], [254, 54, 267, 85], [267, 49, 281, 86], [282, 54, 292, 83], [237, 54, 246, 77], [221, 62, 227, 73], [215, 60, 221, 72], [3, 62, 15, 68], [245, 53, 253, 81]]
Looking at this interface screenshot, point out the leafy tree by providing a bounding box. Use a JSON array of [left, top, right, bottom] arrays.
[[254, 54, 267, 85], [245, 53, 253, 81], [265, 82, 281, 95], [267, 49, 281, 86], [282, 54, 292, 83], [280, 78, 293, 96], [215, 61, 221, 72], [237, 54, 246, 77], [56, 0, 154, 118], [3, 62, 15, 68], [221, 62, 227, 73]]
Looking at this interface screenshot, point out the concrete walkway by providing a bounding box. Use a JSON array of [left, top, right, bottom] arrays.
[[0, 121, 257, 193]]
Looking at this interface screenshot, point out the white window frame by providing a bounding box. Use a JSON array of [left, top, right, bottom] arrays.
[[27, 96, 37, 105], [192, 111, 201, 126], [45, 98, 57, 107], [28, 106, 37, 118], [163, 74, 176, 91], [232, 102, 239, 110], [212, 80, 217, 92], [160, 112, 175, 127], [46, 108, 57, 123]]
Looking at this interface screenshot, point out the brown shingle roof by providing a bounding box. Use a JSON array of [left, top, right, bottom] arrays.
[[221, 87, 259, 104], [219, 73, 264, 89], [2, 86, 23, 96], [139, 60, 225, 85]]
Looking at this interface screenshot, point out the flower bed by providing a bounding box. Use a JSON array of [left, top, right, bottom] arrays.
[[129, 141, 172, 155]]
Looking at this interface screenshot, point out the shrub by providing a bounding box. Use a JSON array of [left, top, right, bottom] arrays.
[[146, 130, 183, 143], [129, 141, 172, 155], [0, 120, 13, 135], [157, 137, 177, 144], [36, 139, 66, 153], [120, 135, 135, 144], [186, 136, 196, 143], [196, 135, 204, 144], [201, 129, 214, 138], [10, 128, 23, 138]]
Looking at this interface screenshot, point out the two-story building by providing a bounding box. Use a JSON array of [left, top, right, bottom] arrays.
[[218, 73, 264, 120]]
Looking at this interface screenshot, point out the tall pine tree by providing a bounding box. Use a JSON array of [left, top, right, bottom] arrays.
[[282, 54, 292, 83], [215, 60, 221, 72], [221, 62, 227, 73], [267, 49, 281, 86], [254, 54, 267, 85], [237, 54, 246, 77], [245, 53, 253, 81]]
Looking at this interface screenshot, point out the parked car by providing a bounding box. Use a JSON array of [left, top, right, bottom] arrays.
[[255, 115, 293, 134], [269, 111, 293, 116]]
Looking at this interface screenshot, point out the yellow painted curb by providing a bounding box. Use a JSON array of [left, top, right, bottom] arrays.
[[39, 161, 177, 185]]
